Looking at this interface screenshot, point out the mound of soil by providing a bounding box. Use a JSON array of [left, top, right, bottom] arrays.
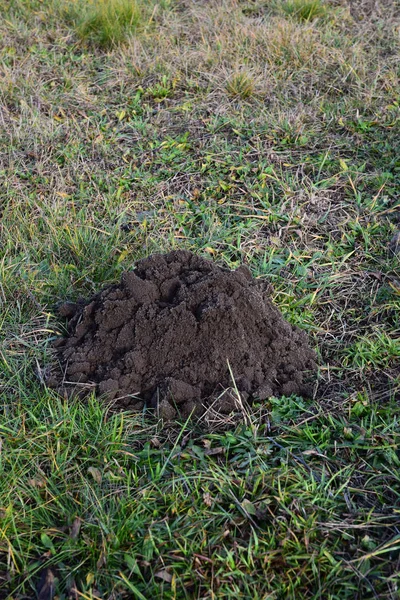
[[50, 250, 317, 419]]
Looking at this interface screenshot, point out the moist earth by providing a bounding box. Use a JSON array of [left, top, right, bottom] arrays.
[[50, 250, 317, 419]]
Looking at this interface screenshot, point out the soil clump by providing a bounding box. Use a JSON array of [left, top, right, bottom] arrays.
[[50, 250, 317, 419]]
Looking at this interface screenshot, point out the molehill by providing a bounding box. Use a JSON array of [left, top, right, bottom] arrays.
[[50, 250, 317, 419]]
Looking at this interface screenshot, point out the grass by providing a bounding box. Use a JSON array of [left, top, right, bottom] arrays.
[[59, 0, 152, 48], [225, 72, 256, 99], [1, 0, 400, 597], [281, 0, 328, 22], [2, 392, 400, 598]]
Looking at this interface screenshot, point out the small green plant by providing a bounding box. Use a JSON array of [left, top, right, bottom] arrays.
[[61, 0, 147, 47], [147, 75, 175, 100], [281, 0, 327, 21], [226, 72, 255, 99]]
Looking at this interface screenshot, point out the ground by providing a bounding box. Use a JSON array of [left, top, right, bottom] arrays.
[[0, 0, 400, 598]]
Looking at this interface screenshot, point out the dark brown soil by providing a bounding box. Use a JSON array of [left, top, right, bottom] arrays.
[[50, 250, 317, 419]]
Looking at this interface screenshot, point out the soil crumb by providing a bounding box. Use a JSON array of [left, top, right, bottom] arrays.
[[50, 250, 317, 418]]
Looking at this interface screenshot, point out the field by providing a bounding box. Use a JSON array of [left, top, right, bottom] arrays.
[[1, 0, 400, 598]]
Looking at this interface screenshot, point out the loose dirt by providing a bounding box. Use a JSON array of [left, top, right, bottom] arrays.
[[50, 250, 317, 419]]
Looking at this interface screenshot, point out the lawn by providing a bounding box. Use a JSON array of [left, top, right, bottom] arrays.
[[1, 0, 400, 598]]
